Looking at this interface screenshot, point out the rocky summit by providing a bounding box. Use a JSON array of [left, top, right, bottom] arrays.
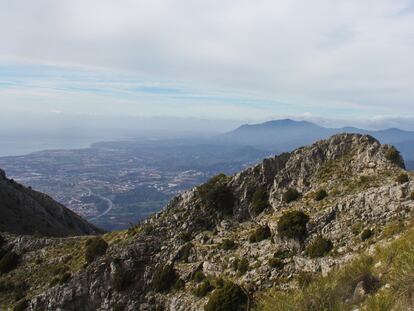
[[1, 133, 414, 311]]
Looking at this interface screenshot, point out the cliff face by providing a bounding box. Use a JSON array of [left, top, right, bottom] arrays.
[[0, 169, 102, 237], [2, 134, 413, 311]]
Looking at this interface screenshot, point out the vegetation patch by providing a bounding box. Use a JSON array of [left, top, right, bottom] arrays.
[[249, 225, 271, 243], [220, 239, 236, 250], [193, 271, 206, 283], [396, 173, 409, 184], [233, 258, 249, 275], [385, 147, 400, 163], [361, 229, 373, 241], [193, 280, 214, 297], [314, 189, 328, 201], [305, 236, 333, 258], [204, 281, 247, 311], [85, 237, 108, 263], [112, 266, 133, 292], [282, 188, 300, 203], [0, 251, 19, 274], [277, 211, 309, 240], [151, 263, 178, 292], [268, 257, 284, 269], [198, 174, 235, 216], [251, 187, 269, 215]]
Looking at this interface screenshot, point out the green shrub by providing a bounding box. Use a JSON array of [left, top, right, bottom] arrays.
[[306, 236, 333, 258], [274, 249, 295, 259], [233, 258, 249, 275], [193, 271, 206, 283], [151, 264, 178, 292], [0, 251, 19, 274], [174, 278, 186, 291], [249, 225, 271, 243], [112, 266, 133, 292], [85, 237, 108, 263], [204, 281, 247, 311], [283, 188, 300, 203], [178, 232, 192, 242], [176, 243, 193, 262], [198, 174, 234, 215], [113, 304, 124, 311], [194, 280, 214, 297], [314, 189, 328, 201], [13, 299, 28, 311], [251, 187, 269, 215], [361, 229, 373, 241], [268, 258, 284, 269], [277, 211, 309, 240], [396, 173, 409, 184], [220, 239, 236, 250], [385, 147, 400, 162]]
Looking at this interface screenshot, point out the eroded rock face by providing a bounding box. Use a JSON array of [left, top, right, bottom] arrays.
[[22, 134, 413, 311]]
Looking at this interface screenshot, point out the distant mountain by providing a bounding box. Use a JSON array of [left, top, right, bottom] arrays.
[[217, 119, 414, 163], [0, 168, 102, 236]]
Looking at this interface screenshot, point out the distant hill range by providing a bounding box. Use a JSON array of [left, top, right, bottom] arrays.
[[0, 168, 103, 236], [217, 119, 414, 169]]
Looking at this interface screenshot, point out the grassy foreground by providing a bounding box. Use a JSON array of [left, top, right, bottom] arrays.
[[257, 222, 414, 311]]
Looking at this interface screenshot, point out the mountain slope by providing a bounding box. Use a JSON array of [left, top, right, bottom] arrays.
[[1, 134, 414, 310], [0, 168, 102, 237]]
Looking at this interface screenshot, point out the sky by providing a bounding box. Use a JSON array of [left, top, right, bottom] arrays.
[[1, 0, 414, 131]]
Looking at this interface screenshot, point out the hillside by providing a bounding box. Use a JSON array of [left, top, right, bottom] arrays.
[[1, 133, 414, 310], [0, 168, 102, 237]]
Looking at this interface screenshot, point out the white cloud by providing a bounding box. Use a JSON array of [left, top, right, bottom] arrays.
[[0, 0, 414, 119]]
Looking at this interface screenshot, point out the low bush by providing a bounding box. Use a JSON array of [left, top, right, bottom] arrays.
[[251, 187, 269, 215], [283, 188, 300, 203], [361, 229, 373, 241], [204, 281, 247, 311], [385, 147, 400, 162], [152, 264, 178, 292], [198, 174, 234, 215], [314, 189, 328, 201], [274, 249, 295, 259], [178, 232, 192, 242], [193, 280, 214, 297], [277, 211, 309, 240], [233, 258, 249, 275], [112, 266, 133, 292], [396, 173, 409, 184], [306, 236, 333, 258], [0, 251, 19, 274], [249, 225, 271, 243], [220, 239, 236, 250], [193, 271, 206, 283], [174, 278, 185, 291], [85, 237, 108, 263], [13, 299, 28, 311], [268, 258, 284, 269], [176, 242, 193, 262]]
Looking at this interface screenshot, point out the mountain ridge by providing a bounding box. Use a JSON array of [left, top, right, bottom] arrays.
[[0, 168, 103, 237], [2, 133, 413, 310]]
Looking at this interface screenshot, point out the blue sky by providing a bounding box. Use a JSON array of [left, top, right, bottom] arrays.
[[1, 0, 414, 130]]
